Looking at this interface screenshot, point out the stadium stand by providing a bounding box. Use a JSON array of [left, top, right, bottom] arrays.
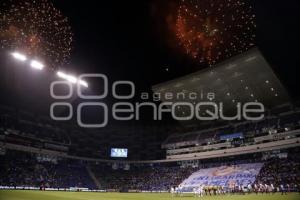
[[162, 105, 300, 159], [0, 102, 300, 192], [0, 150, 95, 189], [0, 105, 167, 160], [256, 151, 300, 188], [0, 148, 299, 192], [91, 164, 194, 191]]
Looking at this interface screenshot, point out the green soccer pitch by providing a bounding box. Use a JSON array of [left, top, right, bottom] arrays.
[[0, 190, 299, 200]]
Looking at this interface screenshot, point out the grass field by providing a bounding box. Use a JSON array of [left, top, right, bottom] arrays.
[[0, 191, 299, 200]]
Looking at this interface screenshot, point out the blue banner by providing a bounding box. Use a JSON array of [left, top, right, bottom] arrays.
[[180, 163, 263, 192], [220, 132, 243, 140]]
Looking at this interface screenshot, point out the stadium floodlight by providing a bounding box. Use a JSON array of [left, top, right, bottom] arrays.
[[57, 71, 88, 87], [30, 60, 44, 70], [57, 71, 77, 84], [79, 80, 88, 88], [11, 52, 27, 61]]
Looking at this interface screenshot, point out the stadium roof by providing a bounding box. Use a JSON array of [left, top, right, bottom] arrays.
[[152, 48, 289, 118]]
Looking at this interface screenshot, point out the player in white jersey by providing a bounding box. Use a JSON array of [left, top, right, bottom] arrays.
[[197, 185, 204, 197], [195, 185, 204, 197], [170, 187, 175, 197], [193, 187, 198, 197], [254, 184, 259, 194], [247, 184, 252, 194], [177, 185, 183, 196]]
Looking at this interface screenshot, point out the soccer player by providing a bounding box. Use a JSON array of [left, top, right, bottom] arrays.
[[193, 187, 198, 197], [247, 183, 252, 194], [198, 185, 204, 197], [254, 184, 259, 195], [270, 184, 275, 194], [204, 186, 208, 196], [170, 186, 175, 197], [178, 184, 183, 196], [264, 184, 269, 194], [287, 184, 290, 193], [280, 184, 286, 195]]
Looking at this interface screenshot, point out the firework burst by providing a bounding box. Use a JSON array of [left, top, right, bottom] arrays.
[[176, 0, 256, 65], [0, 0, 73, 69]]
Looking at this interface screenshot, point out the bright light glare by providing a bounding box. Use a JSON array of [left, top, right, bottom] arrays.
[[30, 60, 44, 70], [79, 80, 88, 88], [11, 52, 27, 61], [57, 71, 88, 87], [9, 53, 88, 88], [57, 71, 77, 83]]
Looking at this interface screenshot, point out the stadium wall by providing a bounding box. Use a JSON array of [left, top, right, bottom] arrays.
[[2, 133, 300, 163]]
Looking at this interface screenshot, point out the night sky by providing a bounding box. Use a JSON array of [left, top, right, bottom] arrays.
[[50, 0, 300, 99], [0, 0, 300, 119]]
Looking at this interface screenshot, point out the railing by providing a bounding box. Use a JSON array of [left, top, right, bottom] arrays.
[[166, 129, 300, 157], [3, 130, 300, 164], [167, 137, 300, 160]]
